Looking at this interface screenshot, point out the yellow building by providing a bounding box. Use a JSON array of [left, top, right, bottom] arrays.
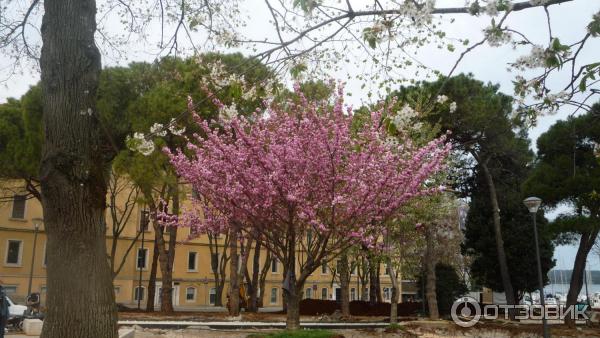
[[0, 180, 406, 309]]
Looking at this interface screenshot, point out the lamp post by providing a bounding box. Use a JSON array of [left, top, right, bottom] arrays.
[[523, 197, 549, 338], [27, 219, 41, 297]]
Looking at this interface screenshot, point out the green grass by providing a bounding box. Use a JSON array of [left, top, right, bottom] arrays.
[[247, 329, 339, 338]]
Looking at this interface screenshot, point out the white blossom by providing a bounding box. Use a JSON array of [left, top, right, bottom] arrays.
[[436, 95, 448, 104], [484, 27, 512, 47], [126, 132, 155, 156], [168, 118, 186, 136], [150, 123, 167, 137], [513, 45, 547, 69], [484, 1, 499, 16], [449, 102, 457, 113], [219, 102, 238, 122]]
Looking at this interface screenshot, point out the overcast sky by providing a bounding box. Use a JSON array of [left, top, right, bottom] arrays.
[[1, 0, 599, 271]]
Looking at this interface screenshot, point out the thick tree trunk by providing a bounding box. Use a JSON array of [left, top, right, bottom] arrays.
[[159, 187, 179, 312], [258, 251, 271, 308], [228, 227, 240, 316], [480, 162, 516, 314], [565, 229, 599, 327], [376, 264, 382, 303], [39, 0, 117, 337], [368, 254, 378, 305], [425, 227, 439, 320], [284, 228, 300, 329], [146, 237, 159, 312], [390, 271, 399, 325], [339, 253, 351, 317], [286, 285, 301, 330], [247, 240, 262, 312]]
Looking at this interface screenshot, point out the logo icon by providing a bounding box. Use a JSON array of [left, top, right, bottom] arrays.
[[451, 296, 481, 327]]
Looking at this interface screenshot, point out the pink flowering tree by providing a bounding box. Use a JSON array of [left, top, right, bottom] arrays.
[[165, 84, 450, 329]]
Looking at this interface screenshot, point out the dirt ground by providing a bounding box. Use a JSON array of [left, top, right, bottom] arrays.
[[119, 310, 390, 323], [120, 319, 600, 338]]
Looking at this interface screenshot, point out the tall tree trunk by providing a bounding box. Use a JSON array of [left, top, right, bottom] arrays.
[[228, 227, 240, 316], [565, 229, 599, 327], [480, 161, 517, 314], [425, 226, 439, 320], [39, 0, 117, 336], [368, 254, 378, 305], [209, 232, 229, 307], [258, 251, 272, 308], [284, 228, 300, 329], [339, 253, 350, 317], [376, 263, 382, 303], [159, 186, 179, 312], [146, 236, 159, 312], [247, 240, 262, 312], [389, 262, 400, 325]]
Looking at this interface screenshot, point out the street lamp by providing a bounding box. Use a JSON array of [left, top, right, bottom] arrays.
[[523, 197, 549, 338], [27, 219, 42, 297]]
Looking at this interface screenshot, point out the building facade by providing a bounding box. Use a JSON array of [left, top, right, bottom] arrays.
[[0, 180, 412, 309]]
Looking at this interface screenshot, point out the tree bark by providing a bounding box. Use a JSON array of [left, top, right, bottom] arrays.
[[376, 263, 382, 303], [146, 236, 159, 312], [339, 253, 351, 317], [425, 226, 439, 320], [258, 251, 272, 308], [158, 186, 179, 312], [39, 0, 117, 336], [480, 161, 517, 314], [247, 240, 262, 312], [389, 263, 399, 325], [228, 227, 240, 316], [565, 229, 599, 327], [368, 254, 378, 305]]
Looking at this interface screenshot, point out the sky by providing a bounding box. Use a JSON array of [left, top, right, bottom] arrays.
[[1, 0, 599, 271]]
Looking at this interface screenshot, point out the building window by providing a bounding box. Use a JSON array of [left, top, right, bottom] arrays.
[[351, 264, 357, 275], [139, 209, 150, 232], [321, 262, 328, 274], [271, 259, 278, 273], [270, 288, 278, 304], [383, 287, 390, 302], [209, 288, 216, 305], [385, 263, 390, 275], [3, 286, 17, 295], [321, 288, 328, 300], [11, 195, 26, 219], [114, 286, 121, 295], [351, 288, 356, 301], [306, 230, 312, 245], [134, 286, 145, 301], [186, 287, 196, 302], [188, 252, 197, 271], [5, 240, 23, 266], [305, 288, 312, 299], [136, 248, 148, 270]]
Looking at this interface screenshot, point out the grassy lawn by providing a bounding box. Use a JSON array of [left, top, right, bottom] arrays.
[[247, 329, 341, 338]]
